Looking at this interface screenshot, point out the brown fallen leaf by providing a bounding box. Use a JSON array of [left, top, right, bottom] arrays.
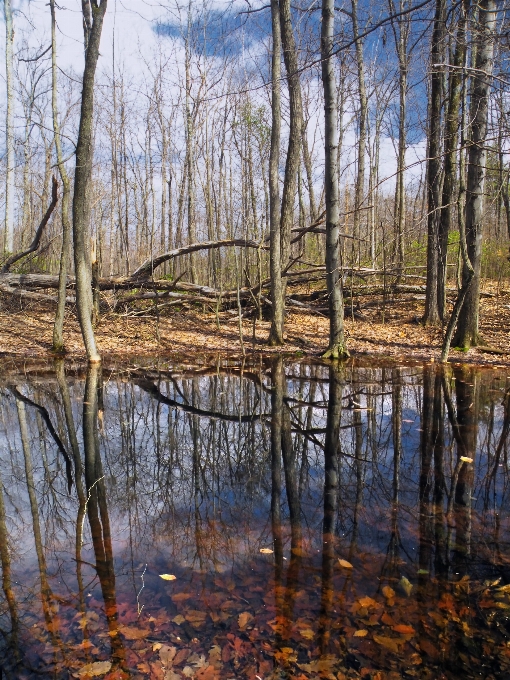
[[238, 611, 253, 629], [72, 661, 112, 678], [382, 585, 395, 600], [353, 629, 368, 637], [159, 645, 177, 666], [393, 624, 415, 635], [186, 610, 208, 626], [381, 612, 395, 626], [299, 628, 315, 640], [373, 635, 403, 653], [118, 624, 150, 640], [358, 596, 378, 608]]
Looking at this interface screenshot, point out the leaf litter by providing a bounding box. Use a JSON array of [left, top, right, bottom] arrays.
[[16, 540, 510, 680]]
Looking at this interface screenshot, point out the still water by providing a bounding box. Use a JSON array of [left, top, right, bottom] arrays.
[[0, 358, 509, 680]]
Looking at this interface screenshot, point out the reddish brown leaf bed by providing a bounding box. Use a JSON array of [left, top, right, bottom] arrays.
[[0, 285, 509, 366]]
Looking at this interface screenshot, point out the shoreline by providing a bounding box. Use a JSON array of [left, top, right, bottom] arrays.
[[1, 301, 509, 370]]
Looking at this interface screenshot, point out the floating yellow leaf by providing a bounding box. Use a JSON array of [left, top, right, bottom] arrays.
[[353, 629, 368, 637], [399, 576, 413, 597], [159, 574, 177, 581], [260, 548, 274, 554], [460, 456, 473, 463], [338, 558, 353, 569]]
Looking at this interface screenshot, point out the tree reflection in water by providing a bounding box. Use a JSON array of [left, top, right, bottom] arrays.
[[0, 359, 508, 679]]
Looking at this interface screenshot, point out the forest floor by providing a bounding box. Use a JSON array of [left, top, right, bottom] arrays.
[[1, 282, 509, 366]]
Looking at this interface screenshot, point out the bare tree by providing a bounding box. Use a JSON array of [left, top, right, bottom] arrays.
[[73, 0, 108, 362], [322, 0, 348, 358], [50, 0, 72, 353], [424, 0, 446, 325], [268, 0, 284, 345], [452, 0, 497, 348]]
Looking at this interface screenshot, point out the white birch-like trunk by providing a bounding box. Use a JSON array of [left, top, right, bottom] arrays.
[[4, 0, 14, 253]]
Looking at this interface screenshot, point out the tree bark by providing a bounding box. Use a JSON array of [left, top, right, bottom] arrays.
[[321, 0, 348, 359], [351, 0, 368, 252], [279, 0, 303, 274], [437, 0, 469, 321], [73, 0, 107, 363], [3, 0, 14, 254], [51, 0, 72, 353], [268, 0, 284, 345], [452, 0, 496, 348], [423, 0, 446, 325]]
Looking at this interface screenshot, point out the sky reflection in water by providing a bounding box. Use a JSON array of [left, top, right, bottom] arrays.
[[0, 359, 509, 680]]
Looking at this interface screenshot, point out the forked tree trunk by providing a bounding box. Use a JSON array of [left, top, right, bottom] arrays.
[[321, 0, 348, 359], [73, 0, 107, 363], [452, 0, 496, 348]]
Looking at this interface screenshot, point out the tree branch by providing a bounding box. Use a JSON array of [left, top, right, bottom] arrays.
[[1, 176, 59, 273]]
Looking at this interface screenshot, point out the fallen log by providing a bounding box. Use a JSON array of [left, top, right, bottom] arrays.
[[131, 238, 268, 279]]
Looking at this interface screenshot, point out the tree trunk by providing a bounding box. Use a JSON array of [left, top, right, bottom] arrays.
[[452, 0, 496, 348], [351, 0, 368, 251], [388, 0, 409, 275], [423, 0, 446, 325], [279, 0, 303, 272], [51, 0, 72, 353], [268, 0, 284, 345], [321, 0, 348, 359], [438, 0, 469, 321], [73, 0, 107, 363], [3, 0, 14, 254]]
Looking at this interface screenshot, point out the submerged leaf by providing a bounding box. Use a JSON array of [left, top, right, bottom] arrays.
[[373, 635, 403, 653], [353, 629, 368, 637], [238, 611, 253, 629], [358, 596, 378, 608], [393, 624, 415, 635], [72, 661, 112, 678], [382, 586, 395, 600], [118, 624, 150, 640]]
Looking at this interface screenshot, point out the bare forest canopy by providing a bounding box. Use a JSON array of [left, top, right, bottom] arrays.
[[0, 0, 509, 360]]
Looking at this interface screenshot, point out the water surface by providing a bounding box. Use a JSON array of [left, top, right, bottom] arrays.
[[0, 358, 509, 679]]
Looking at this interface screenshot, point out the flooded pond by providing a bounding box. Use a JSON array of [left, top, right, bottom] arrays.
[[0, 357, 509, 679]]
